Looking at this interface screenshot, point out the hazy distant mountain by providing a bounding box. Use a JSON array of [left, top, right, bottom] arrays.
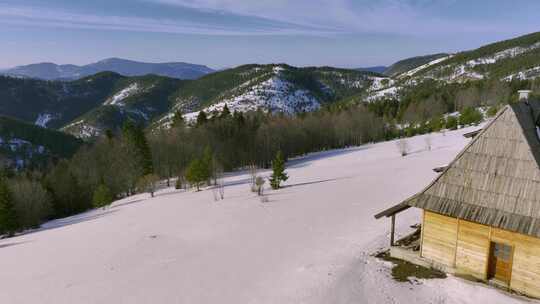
[[355, 66, 387, 74], [3, 58, 214, 80]]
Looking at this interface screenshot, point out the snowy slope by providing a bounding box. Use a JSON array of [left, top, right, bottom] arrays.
[[415, 42, 540, 82], [181, 67, 322, 122], [0, 125, 531, 304], [398, 55, 453, 78], [104, 83, 141, 106]]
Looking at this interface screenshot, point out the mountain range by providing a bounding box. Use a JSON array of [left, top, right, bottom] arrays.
[[1, 30, 540, 166], [2, 58, 214, 80], [0, 65, 385, 138]]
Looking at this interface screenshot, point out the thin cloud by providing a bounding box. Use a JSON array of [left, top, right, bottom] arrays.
[[0, 5, 341, 36], [147, 0, 524, 36]]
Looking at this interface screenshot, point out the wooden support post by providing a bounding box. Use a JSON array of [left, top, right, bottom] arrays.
[[390, 214, 396, 246]]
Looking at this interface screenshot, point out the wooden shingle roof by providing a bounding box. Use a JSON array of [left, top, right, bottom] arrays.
[[403, 101, 540, 237]]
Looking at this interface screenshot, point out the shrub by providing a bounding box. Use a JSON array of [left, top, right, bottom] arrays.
[[445, 116, 458, 130], [459, 107, 483, 126], [486, 105, 500, 117]]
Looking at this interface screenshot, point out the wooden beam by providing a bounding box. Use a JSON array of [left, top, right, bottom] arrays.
[[390, 214, 396, 246]]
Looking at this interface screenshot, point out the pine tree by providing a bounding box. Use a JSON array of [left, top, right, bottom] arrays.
[[171, 110, 185, 128], [196, 111, 208, 126], [201, 146, 214, 184], [185, 159, 208, 191], [0, 175, 18, 236], [122, 121, 154, 176], [220, 104, 231, 119], [270, 150, 288, 189]]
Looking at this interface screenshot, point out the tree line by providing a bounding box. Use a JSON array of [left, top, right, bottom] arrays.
[[0, 103, 388, 236]]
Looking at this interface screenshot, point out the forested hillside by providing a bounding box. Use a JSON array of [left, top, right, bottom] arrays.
[[0, 116, 82, 170]]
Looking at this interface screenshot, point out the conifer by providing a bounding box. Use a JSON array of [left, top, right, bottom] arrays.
[[270, 151, 288, 189]]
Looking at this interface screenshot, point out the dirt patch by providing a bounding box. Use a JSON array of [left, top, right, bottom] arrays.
[[375, 251, 447, 283]]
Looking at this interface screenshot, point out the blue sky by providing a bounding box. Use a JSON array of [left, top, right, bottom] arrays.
[[1, 0, 540, 69]]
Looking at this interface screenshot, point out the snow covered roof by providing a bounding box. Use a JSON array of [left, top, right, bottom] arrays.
[[378, 100, 540, 237]]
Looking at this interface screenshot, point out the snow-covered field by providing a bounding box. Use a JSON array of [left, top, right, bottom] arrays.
[[0, 126, 533, 303]]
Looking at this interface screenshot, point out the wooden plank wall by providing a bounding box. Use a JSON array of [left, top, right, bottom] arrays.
[[456, 220, 490, 280], [421, 211, 458, 267], [491, 228, 540, 298], [421, 211, 540, 298]]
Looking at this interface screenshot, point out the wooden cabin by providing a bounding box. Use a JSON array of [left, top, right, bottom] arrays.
[[375, 100, 540, 298]]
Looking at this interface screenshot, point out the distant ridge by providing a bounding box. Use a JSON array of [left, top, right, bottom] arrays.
[[384, 53, 449, 76], [3, 58, 214, 80], [355, 66, 387, 74]]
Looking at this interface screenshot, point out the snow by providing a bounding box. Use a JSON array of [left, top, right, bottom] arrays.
[[369, 77, 394, 91], [503, 66, 540, 81], [423, 43, 540, 82], [366, 86, 400, 102], [182, 69, 321, 122], [61, 120, 101, 138], [105, 83, 140, 106], [35, 113, 57, 128], [0, 126, 532, 303], [468, 42, 540, 68], [398, 55, 453, 78]]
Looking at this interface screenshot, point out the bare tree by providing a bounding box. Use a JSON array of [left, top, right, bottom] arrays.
[[249, 163, 258, 193], [137, 174, 160, 197], [255, 176, 265, 196], [425, 135, 432, 151], [9, 178, 52, 229], [396, 138, 410, 157], [213, 165, 225, 201]]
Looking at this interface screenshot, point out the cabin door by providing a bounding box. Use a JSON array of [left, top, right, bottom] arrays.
[[488, 242, 513, 284]]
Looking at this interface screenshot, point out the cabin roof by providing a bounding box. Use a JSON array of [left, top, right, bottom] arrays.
[[378, 100, 540, 238]]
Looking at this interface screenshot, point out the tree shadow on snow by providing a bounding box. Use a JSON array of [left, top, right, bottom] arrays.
[[282, 177, 346, 189], [111, 198, 146, 209], [287, 146, 371, 169], [0, 241, 31, 249], [31, 209, 119, 235]]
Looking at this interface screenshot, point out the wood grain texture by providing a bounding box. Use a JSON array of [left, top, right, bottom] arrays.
[[421, 211, 458, 267], [456, 220, 490, 279]]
